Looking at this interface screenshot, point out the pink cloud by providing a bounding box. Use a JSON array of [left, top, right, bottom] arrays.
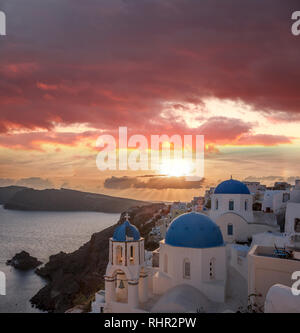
[[0, 0, 298, 145], [237, 134, 292, 146]]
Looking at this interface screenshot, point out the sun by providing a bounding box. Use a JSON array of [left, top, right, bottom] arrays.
[[158, 159, 193, 177]]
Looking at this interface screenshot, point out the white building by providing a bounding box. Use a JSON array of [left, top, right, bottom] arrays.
[[243, 181, 261, 194], [96, 212, 249, 313], [152, 212, 227, 303], [262, 190, 290, 214], [91, 179, 300, 313], [247, 180, 300, 312], [103, 217, 149, 313], [209, 178, 279, 243], [251, 179, 300, 249], [284, 179, 300, 249]]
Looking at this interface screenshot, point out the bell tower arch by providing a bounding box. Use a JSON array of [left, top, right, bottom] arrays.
[[104, 213, 148, 312]]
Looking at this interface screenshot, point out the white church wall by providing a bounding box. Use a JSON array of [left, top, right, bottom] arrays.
[[215, 213, 251, 243], [152, 270, 172, 295], [215, 213, 279, 243], [210, 193, 254, 223], [229, 245, 249, 280], [153, 241, 226, 302]]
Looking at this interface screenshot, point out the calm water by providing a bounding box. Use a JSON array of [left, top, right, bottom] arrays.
[[0, 205, 119, 313]]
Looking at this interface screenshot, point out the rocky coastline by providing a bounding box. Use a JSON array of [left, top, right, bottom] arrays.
[[30, 203, 167, 312], [6, 251, 43, 270]]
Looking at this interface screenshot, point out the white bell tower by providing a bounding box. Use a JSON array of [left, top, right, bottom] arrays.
[[104, 213, 148, 312]]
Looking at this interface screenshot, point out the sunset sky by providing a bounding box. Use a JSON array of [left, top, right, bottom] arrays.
[[0, 0, 300, 201]]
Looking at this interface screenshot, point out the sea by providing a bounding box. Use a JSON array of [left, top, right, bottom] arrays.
[[0, 205, 119, 313]]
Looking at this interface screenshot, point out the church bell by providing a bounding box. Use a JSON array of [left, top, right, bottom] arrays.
[[118, 279, 125, 289]]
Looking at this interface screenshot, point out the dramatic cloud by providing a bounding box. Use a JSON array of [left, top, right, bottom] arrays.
[[236, 134, 292, 146], [0, 0, 299, 136], [0, 116, 292, 150], [0, 130, 99, 150], [104, 176, 205, 189]]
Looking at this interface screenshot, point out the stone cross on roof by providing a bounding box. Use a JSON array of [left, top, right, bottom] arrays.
[[124, 212, 130, 221]]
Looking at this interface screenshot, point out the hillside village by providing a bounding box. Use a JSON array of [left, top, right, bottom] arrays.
[[89, 178, 300, 313]]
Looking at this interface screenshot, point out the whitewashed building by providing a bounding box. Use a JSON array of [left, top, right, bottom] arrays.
[[262, 190, 290, 214], [92, 180, 300, 313], [209, 178, 279, 243], [96, 212, 246, 313]]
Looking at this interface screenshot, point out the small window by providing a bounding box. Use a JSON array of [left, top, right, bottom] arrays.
[[295, 218, 300, 233], [245, 200, 248, 211], [227, 223, 233, 236], [229, 200, 234, 211], [116, 245, 123, 265], [209, 258, 216, 280], [183, 259, 191, 279], [164, 254, 168, 273], [215, 199, 218, 210], [130, 245, 135, 264]]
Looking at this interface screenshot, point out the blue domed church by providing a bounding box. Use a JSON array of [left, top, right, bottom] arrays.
[[101, 211, 227, 313], [95, 179, 280, 313], [209, 178, 255, 243], [152, 212, 227, 303]]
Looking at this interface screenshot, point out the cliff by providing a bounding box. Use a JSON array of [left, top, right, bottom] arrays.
[[30, 203, 167, 312], [3, 187, 148, 213]]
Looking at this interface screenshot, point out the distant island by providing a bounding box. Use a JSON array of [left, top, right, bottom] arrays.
[[0, 186, 149, 213]]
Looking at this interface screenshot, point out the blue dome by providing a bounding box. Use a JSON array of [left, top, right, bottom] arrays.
[[113, 220, 140, 241], [214, 179, 250, 195], [165, 212, 224, 248]]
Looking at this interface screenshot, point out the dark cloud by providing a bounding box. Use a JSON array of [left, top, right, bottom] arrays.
[[104, 175, 205, 189], [0, 116, 291, 150], [104, 176, 140, 189], [0, 0, 299, 135]]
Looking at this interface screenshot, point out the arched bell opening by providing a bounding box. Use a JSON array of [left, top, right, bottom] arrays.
[[113, 269, 128, 303]]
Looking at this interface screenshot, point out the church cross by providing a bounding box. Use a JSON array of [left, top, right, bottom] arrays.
[[124, 212, 130, 220]]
